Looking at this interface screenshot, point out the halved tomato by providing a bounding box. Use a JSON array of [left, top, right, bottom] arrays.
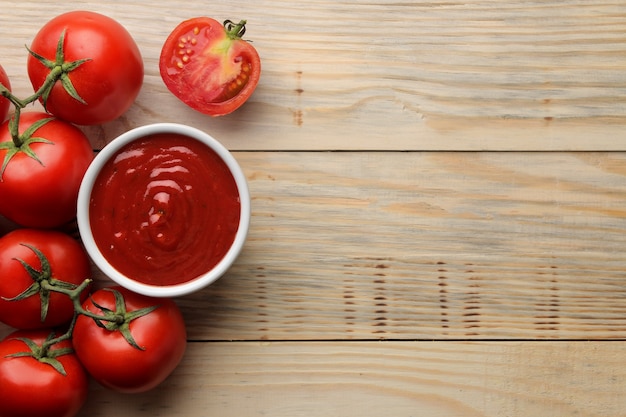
[[159, 18, 261, 116]]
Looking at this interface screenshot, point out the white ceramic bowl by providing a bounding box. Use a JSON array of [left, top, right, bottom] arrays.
[[77, 123, 250, 297]]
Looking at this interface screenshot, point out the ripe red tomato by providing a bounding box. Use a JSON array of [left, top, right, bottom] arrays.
[[0, 329, 89, 417], [159, 17, 261, 116], [0, 64, 11, 123], [0, 229, 91, 329], [73, 286, 187, 393], [0, 111, 94, 228], [27, 11, 143, 125]]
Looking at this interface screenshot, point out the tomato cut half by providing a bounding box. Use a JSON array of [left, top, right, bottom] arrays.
[[159, 17, 261, 116]]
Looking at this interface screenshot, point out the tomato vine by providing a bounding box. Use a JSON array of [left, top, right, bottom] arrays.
[[0, 30, 90, 179], [2, 243, 159, 374], [0, 17, 159, 376]]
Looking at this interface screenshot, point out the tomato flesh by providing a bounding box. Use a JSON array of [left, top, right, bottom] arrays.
[[160, 17, 261, 116]]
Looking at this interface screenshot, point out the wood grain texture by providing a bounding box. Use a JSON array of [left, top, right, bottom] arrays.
[[4, 152, 625, 341], [0, 0, 624, 150], [0, 151, 611, 342], [74, 341, 626, 417], [1, 2, 625, 416], [179, 152, 626, 340]]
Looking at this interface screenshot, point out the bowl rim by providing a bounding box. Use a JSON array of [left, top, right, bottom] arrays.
[[77, 123, 250, 297]]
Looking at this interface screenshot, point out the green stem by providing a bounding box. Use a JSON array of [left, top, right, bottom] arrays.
[[23, 66, 65, 107], [1, 65, 64, 147], [43, 313, 77, 348], [7, 250, 159, 368], [0, 66, 63, 111], [224, 19, 247, 39], [39, 278, 112, 322], [37, 278, 127, 351], [8, 108, 21, 147], [0, 85, 26, 109]]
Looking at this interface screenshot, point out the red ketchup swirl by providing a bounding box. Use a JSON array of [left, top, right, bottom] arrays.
[[89, 133, 241, 286]]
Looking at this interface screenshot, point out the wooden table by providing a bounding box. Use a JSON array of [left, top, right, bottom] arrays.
[[1, 1, 625, 415]]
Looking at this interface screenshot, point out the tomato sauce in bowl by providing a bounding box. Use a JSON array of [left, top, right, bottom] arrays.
[[77, 124, 250, 297]]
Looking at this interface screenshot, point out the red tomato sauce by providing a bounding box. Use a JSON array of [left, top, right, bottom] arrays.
[[89, 133, 240, 286]]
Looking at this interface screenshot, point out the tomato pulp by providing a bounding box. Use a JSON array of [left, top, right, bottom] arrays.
[[159, 17, 261, 116], [89, 133, 241, 286]]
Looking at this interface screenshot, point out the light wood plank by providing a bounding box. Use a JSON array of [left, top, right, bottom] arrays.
[[74, 340, 626, 417], [2, 152, 625, 340], [0, 1, 624, 150], [55, 151, 626, 341], [177, 151, 626, 340], [0, 3, 623, 417]]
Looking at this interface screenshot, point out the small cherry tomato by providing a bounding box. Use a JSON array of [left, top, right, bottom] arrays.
[[159, 17, 261, 116], [0, 64, 11, 123], [73, 286, 187, 393], [0, 111, 94, 228], [0, 329, 89, 417], [27, 11, 144, 125], [0, 229, 91, 330]]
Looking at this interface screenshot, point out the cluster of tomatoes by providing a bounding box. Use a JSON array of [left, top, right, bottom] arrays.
[[0, 230, 188, 417], [0, 10, 261, 417]]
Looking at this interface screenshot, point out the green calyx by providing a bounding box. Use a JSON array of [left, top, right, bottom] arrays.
[[1, 245, 161, 376], [0, 28, 91, 181], [223, 19, 248, 40], [89, 288, 159, 351], [2, 245, 158, 348], [0, 116, 54, 179], [26, 29, 90, 108], [2, 243, 78, 323], [7, 332, 74, 376]]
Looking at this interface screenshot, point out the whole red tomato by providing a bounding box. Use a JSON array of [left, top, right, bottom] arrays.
[[0, 329, 89, 417], [0, 64, 11, 122], [73, 286, 187, 393], [0, 229, 91, 329], [159, 17, 261, 116], [27, 11, 144, 125], [0, 111, 94, 228]]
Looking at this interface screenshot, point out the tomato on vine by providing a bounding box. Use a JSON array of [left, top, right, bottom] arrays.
[[0, 228, 91, 330], [0, 112, 94, 228], [159, 17, 261, 116], [0, 64, 10, 123], [73, 286, 187, 393], [27, 11, 144, 125], [0, 329, 89, 417]]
